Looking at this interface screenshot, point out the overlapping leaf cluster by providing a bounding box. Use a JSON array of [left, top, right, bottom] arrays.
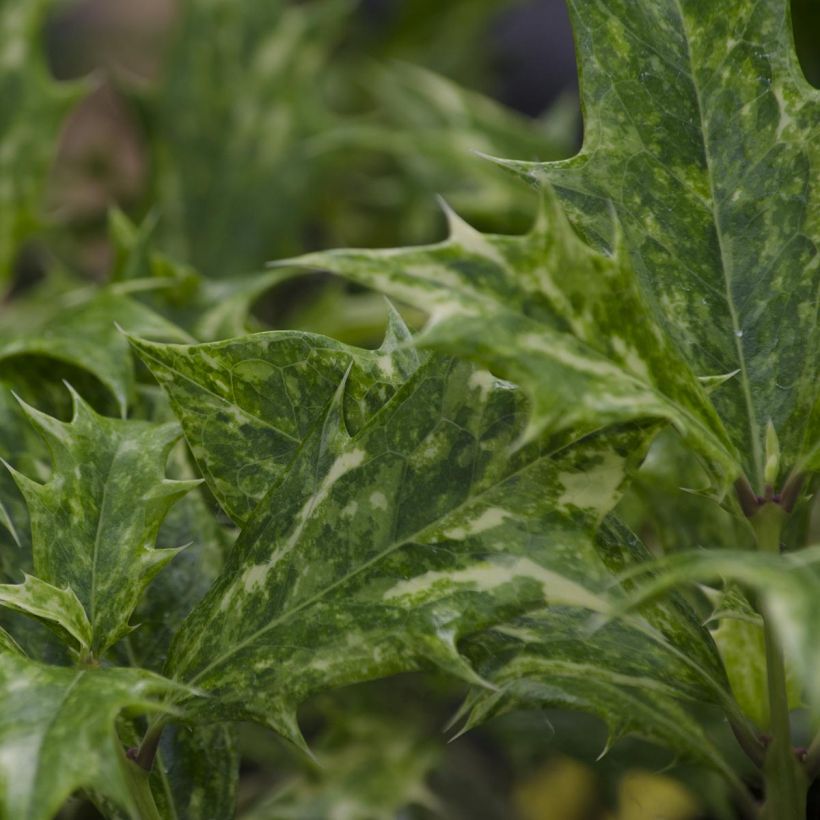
[[0, 0, 817, 818]]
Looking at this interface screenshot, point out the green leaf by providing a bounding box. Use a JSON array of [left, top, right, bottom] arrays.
[[151, 723, 239, 820], [126, 470, 228, 672], [0, 574, 91, 654], [146, 0, 353, 275], [616, 428, 755, 555], [277, 189, 739, 483], [0, 387, 47, 568], [0, 0, 83, 289], [0, 652, 184, 820], [458, 608, 739, 785], [497, 0, 819, 486], [712, 612, 802, 729], [0, 287, 192, 416], [130, 308, 421, 525], [241, 713, 441, 820], [7, 387, 199, 655], [160, 352, 649, 747], [615, 546, 820, 713], [0, 625, 23, 656]]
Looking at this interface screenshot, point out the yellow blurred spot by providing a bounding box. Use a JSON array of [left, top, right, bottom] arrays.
[[514, 756, 599, 820], [616, 770, 700, 820]]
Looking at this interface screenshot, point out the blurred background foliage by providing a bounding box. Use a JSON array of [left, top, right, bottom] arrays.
[[2, 0, 819, 818]]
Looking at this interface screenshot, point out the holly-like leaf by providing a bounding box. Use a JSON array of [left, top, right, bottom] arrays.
[[276, 188, 739, 483], [614, 546, 820, 713], [458, 608, 741, 787], [151, 723, 239, 820], [130, 307, 421, 525], [159, 351, 652, 748], [0, 652, 184, 820], [6, 388, 200, 656], [0, 287, 193, 416], [496, 0, 818, 487], [0, 574, 91, 654]]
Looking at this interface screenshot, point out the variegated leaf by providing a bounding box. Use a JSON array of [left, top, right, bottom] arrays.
[[161, 353, 649, 748], [151, 723, 239, 820], [0, 652, 185, 820], [615, 545, 820, 712], [130, 307, 421, 525], [6, 388, 199, 656], [458, 608, 741, 789], [494, 0, 819, 487], [276, 187, 739, 483], [0, 574, 91, 654]]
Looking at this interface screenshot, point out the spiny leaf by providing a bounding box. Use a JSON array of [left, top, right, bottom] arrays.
[[0, 652, 185, 820], [8, 387, 199, 655], [276, 187, 739, 484], [161, 352, 648, 748], [0, 288, 192, 416], [496, 0, 819, 487], [458, 609, 739, 786], [0, 574, 91, 654], [614, 545, 820, 713], [130, 307, 421, 525]]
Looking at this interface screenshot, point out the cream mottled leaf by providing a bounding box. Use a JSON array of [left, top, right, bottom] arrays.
[[130, 308, 421, 525], [8, 388, 199, 655], [278, 187, 738, 482], [497, 0, 818, 487], [0, 574, 91, 653], [455, 518, 742, 779], [617, 546, 820, 712], [162, 353, 649, 746], [459, 608, 739, 786], [150, 724, 239, 820], [0, 652, 184, 820]]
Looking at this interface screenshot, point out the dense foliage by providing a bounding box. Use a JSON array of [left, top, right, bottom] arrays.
[[0, 0, 817, 818]]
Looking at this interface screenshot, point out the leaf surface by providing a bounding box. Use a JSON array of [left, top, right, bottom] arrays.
[[131, 309, 421, 525], [7, 389, 199, 655], [278, 189, 739, 482], [161, 352, 650, 746], [0, 288, 192, 416], [500, 0, 819, 484], [616, 546, 820, 712], [459, 608, 739, 785], [0, 652, 183, 820], [151, 724, 239, 820], [0, 574, 91, 653]]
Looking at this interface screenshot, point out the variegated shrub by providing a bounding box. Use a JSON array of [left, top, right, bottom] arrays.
[[0, 0, 817, 818]]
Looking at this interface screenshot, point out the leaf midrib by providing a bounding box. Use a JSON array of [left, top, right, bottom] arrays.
[[670, 0, 762, 485], [177, 417, 610, 690]]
